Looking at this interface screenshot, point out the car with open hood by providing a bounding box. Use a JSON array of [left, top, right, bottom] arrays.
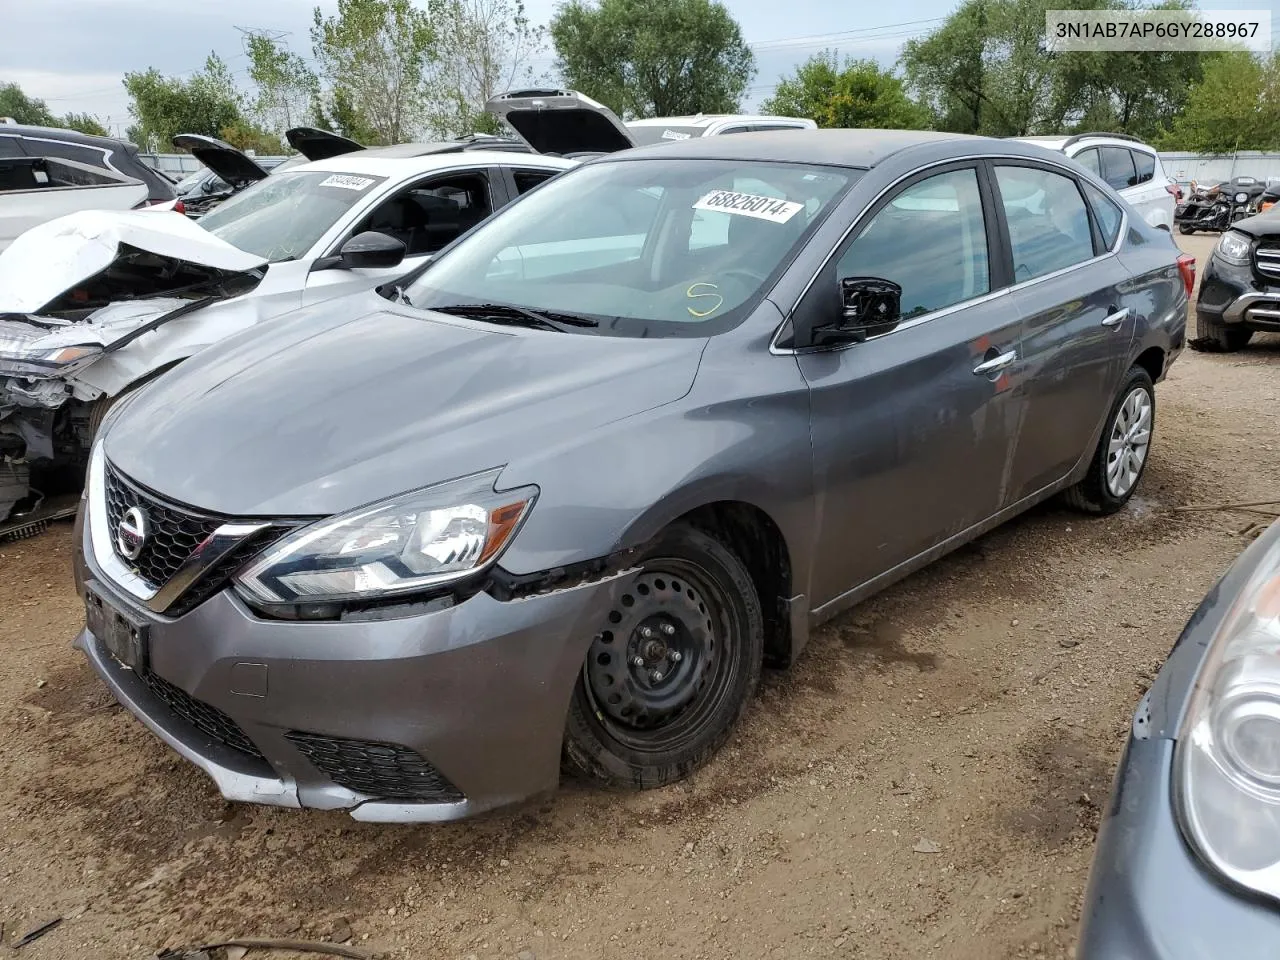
[[0, 147, 575, 530], [1193, 212, 1280, 351], [485, 88, 815, 157], [74, 129, 1189, 822]]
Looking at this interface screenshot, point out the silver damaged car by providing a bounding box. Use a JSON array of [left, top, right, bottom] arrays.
[[73, 130, 1192, 821]]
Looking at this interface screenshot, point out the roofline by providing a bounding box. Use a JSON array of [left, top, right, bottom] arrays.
[[1059, 131, 1147, 151]]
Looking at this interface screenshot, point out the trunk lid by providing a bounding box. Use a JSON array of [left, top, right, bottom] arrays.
[[485, 88, 635, 156], [171, 134, 272, 189], [284, 127, 366, 161]]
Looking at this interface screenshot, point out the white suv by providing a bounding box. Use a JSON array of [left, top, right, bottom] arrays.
[[1018, 132, 1177, 230]]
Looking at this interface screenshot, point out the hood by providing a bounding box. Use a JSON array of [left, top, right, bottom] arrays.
[[171, 134, 271, 188], [285, 126, 365, 161], [485, 88, 635, 156], [1231, 211, 1280, 239], [0, 209, 267, 316], [103, 294, 704, 516]]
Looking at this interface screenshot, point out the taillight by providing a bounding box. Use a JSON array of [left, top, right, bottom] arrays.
[[172, 199, 185, 216], [1177, 253, 1196, 297], [1165, 183, 1182, 201]]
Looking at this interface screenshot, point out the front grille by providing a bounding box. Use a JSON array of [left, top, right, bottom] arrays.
[[1256, 240, 1280, 280], [105, 463, 223, 588], [141, 669, 267, 762], [286, 732, 464, 802]]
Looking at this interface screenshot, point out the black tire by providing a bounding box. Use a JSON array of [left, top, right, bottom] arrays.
[[562, 523, 763, 789], [1064, 366, 1155, 515], [1191, 311, 1252, 353], [1177, 223, 1194, 235]]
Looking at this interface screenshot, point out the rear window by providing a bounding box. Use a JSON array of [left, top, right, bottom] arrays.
[[1132, 150, 1155, 184]]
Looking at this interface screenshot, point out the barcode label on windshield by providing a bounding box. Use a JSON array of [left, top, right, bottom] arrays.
[[319, 174, 376, 191], [694, 190, 803, 224]]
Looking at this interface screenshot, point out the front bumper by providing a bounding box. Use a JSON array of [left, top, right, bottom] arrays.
[[1077, 733, 1280, 957], [1197, 256, 1280, 331], [75, 511, 638, 822]]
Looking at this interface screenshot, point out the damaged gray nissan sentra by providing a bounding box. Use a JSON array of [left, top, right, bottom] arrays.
[[75, 130, 1190, 821]]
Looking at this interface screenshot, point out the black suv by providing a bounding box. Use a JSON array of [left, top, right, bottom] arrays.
[[0, 124, 175, 203]]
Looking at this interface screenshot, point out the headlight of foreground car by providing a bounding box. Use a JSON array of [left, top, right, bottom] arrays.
[[1216, 230, 1254, 266], [234, 469, 536, 606], [0, 341, 101, 378], [1177, 531, 1280, 899]]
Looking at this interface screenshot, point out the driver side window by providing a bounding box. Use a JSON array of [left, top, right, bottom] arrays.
[[835, 167, 990, 320], [354, 173, 493, 256]]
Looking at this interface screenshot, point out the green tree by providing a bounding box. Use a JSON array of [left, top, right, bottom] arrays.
[[123, 53, 246, 150], [762, 53, 929, 129], [425, 0, 546, 136], [244, 32, 319, 140], [310, 0, 439, 144], [550, 0, 755, 118], [1160, 51, 1280, 153], [0, 82, 56, 126], [59, 112, 110, 136]]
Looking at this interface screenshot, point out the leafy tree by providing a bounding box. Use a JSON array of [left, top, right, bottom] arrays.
[[425, 0, 547, 136], [1160, 51, 1280, 153], [218, 119, 285, 154], [123, 53, 246, 151], [550, 0, 755, 118], [762, 53, 929, 129], [59, 112, 110, 136], [244, 32, 319, 140], [307, 87, 381, 144], [0, 82, 56, 126], [310, 0, 439, 144]]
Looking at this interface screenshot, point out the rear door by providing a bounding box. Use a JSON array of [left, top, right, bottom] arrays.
[[795, 162, 1025, 606], [994, 160, 1135, 502]]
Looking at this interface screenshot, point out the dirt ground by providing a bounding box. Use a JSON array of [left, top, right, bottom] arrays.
[[1, 232, 1273, 960]]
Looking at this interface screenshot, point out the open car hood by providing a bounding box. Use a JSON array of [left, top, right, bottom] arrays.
[[171, 134, 272, 188], [285, 126, 366, 161], [485, 88, 635, 156], [0, 209, 267, 317]]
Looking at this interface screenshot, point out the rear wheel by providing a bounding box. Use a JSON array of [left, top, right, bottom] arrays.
[[1192, 312, 1252, 353], [1065, 366, 1155, 515], [562, 524, 763, 789], [1178, 223, 1195, 235]]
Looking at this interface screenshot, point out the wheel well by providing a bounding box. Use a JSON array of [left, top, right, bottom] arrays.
[[677, 501, 794, 668], [1134, 346, 1165, 384]]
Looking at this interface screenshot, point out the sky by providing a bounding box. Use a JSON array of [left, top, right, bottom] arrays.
[[5, 0, 1279, 139]]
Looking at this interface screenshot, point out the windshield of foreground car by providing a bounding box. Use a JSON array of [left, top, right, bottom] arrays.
[[199, 170, 388, 262], [403, 158, 854, 337]]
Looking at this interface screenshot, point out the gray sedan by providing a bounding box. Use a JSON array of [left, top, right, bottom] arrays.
[[1079, 520, 1280, 957], [73, 130, 1190, 821]]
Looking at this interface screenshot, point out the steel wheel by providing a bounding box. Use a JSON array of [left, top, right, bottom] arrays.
[[1106, 386, 1153, 498]]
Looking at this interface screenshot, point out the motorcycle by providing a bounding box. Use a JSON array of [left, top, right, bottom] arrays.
[[1177, 177, 1265, 233]]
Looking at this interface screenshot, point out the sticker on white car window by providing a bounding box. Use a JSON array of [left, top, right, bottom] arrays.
[[319, 174, 376, 191], [694, 190, 804, 224], [661, 129, 692, 141]]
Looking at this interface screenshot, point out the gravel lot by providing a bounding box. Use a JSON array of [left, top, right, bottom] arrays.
[[1, 232, 1270, 960]]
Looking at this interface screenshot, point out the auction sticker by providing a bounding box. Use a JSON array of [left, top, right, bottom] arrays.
[[694, 190, 803, 224], [319, 174, 376, 191], [661, 129, 692, 141]]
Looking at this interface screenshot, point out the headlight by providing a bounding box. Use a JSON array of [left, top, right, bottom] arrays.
[[0, 334, 102, 378], [1216, 230, 1254, 265], [1236, 192, 1251, 204], [1177, 527, 1280, 898], [234, 469, 536, 605]]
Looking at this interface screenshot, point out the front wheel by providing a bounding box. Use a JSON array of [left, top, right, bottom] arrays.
[[562, 524, 763, 789], [1064, 366, 1155, 515], [1178, 223, 1195, 235], [1191, 312, 1252, 353]]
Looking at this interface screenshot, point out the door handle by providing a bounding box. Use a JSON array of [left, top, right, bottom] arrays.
[[973, 349, 1017, 376], [1102, 307, 1130, 328]]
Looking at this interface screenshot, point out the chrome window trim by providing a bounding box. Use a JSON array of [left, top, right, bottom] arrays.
[[15, 133, 120, 174], [769, 152, 1129, 356]]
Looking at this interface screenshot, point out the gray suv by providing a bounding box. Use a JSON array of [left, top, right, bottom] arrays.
[[73, 130, 1190, 821]]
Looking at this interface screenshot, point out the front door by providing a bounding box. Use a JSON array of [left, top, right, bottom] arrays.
[[794, 164, 1025, 608], [991, 162, 1137, 502]]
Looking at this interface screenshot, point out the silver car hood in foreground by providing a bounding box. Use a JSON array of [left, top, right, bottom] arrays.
[[104, 294, 706, 517]]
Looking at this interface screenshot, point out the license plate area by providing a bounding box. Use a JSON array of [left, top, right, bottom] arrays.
[[85, 580, 149, 672]]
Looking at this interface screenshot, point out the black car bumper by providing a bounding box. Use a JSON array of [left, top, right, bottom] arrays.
[[1197, 255, 1280, 331], [1078, 733, 1280, 958]]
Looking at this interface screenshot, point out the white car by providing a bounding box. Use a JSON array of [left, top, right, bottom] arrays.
[[1017, 132, 1177, 229], [0, 147, 575, 525]]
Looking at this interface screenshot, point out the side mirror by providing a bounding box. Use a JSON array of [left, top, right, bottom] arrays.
[[337, 231, 406, 270], [813, 277, 902, 346]]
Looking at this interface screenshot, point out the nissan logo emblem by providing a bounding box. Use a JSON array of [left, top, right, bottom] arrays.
[[116, 506, 148, 561]]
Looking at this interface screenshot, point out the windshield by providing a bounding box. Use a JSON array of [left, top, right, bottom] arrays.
[[403, 158, 854, 337], [625, 125, 708, 146], [199, 170, 387, 262]]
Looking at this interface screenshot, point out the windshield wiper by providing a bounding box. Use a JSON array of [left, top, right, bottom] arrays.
[[430, 302, 598, 332]]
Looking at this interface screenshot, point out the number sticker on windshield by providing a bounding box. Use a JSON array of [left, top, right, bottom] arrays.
[[318, 174, 376, 191], [661, 129, 692, 141], [694, 190, 804, 224]]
